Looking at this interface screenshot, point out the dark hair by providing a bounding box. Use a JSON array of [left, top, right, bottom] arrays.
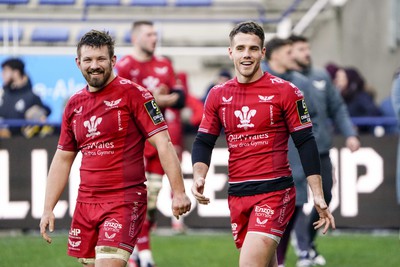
[[265, 37, 292, 60], [132, 20, 154, 32], [229, 21, 265, 47], [1, 58, 25, 75], [288, 34, 308, 43], [77, 30, 115, 59]]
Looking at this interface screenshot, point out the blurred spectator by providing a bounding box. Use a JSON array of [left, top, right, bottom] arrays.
[[326, 63, 382, 134], [289, 35, 360, 267], [379, 95, 397, 134], [176, 71, 204, 134], [391, 70, 400, 204], [201, 68, 232, 103], [0, 57, 52, 138]]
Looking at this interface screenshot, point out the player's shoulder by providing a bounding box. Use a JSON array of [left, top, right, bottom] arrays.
[[264, 72, 297, 90], [154, 55, 171, 64], [115, 76, 153, 99]]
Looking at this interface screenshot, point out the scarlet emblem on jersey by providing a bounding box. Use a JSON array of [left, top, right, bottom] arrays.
[[234, 106, 256, 129], [296, 99, 311, 124], [104, 98, 122, 109], [144, 100, 164, 125]]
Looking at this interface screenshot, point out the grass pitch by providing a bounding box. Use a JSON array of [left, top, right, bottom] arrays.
[[0, 229, 398, 267]]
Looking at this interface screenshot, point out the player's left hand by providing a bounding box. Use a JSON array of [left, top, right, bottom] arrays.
[[313, 196, 336, 234]]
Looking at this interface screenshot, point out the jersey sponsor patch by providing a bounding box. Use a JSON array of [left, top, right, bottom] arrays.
[[296, 99, 311, 124], [144, 100, 164, 125]]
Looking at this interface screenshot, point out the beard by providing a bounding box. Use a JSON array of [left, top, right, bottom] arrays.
[[295, 56, 311, 69], [82, 67, 112, 89]]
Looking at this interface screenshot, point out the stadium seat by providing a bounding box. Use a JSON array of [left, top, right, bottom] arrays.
[[31, 27, 70, 43], [0, 26, 23, 42], [38, 0, 76, 4], [130, 0, 167, 6], [175, 0, 212, 6], [84, 0, 120, 6], [77, 28, 116, 41], [0, 0, 29, 4], [124, 29, 131, 44]]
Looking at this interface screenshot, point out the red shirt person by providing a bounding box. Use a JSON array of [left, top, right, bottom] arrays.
[[191, 21, 335, 267], [40, 30, 190, 267], [115, 21, 185, 267]]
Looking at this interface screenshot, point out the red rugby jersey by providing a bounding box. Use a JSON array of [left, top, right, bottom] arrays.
[[115, 55, 177, 94], [58, 76, 167, 203], [199, 72, 312, 183], [115, 55, 181, 174]]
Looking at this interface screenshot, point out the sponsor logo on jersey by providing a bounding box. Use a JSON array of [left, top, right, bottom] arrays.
[[68, 239, 81, 248], [234, 106, 256, 129], [69, 228, 81, 237], [74, 106, 83, 114], [296, 99, 311, 124], [105, 232, 116, 240], [144, 100, 164, 125], [84, 116, 102, 138], [256, 217, 268, 225], [258, 95, 274, 102], [104, 218, 122, 233], [255, 204, 274, 218], [222, 96, 233, 104], [104, 98, 122, 109]]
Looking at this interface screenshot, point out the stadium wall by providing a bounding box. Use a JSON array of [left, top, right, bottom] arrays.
[[0, 134, 399, 230]]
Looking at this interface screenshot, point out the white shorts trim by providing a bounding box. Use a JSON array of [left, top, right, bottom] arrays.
[[247, 231, 281, 244]]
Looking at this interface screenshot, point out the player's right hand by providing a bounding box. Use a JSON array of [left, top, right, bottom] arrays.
[[40, 211, 55, 244], [191, 177, 210, 205]]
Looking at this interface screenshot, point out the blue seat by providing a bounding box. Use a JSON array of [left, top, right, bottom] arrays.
[[175, 0, 212, 6], [130, 0, 167, 6], [38, 0, 75, 4], [0, 0, 29, 4], [31, 27, 69, 43], [84, 0, 120, 6], [124, 29, 131, 44], [77, 28, 116, 41], [0, 27, 23, 42]]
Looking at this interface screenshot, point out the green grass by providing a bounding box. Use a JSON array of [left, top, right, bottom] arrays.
[[0, 230, 398, 267]]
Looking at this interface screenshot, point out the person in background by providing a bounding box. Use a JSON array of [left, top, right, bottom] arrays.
[[201, 68, 232, 103], [391, 70, 400, 204], [191, 21, 335, 267], [289, 35, 360, 266], [326, 63, 382, 134], [0, 58, 52, 138], [39, 30, 191, 267], [262, 37, 320, 267], [177, 71, 204, 134], [114, 20, 185, 267]]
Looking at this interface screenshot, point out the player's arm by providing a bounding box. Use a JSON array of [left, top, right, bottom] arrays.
[[40, 149, 77, 244], [147, 130, 191, 218], [291, 128, 336, 233], [191, 132, 218, 205]]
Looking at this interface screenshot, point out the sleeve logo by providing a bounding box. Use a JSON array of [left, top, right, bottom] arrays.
[[144, 100, 164, 125], [296, 99, 311, 124]]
